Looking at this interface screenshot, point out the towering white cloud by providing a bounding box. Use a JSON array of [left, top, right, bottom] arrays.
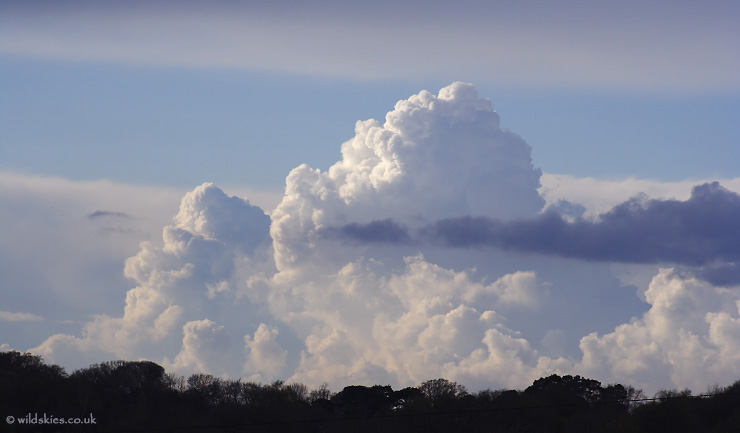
[[254, 83, 559, 390], [15, 83, 740, 397], [271, 81, 543, 270]]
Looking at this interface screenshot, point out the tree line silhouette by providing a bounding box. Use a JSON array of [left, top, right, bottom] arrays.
[[1, 350, 738, 432]]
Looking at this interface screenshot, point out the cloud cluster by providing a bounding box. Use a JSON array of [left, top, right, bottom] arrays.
[[245, 83, 564, 390], [16, 83, 740, 396], [578, 268, 740, 391], [275, 254, 552, 389], [31, 183, 273, 375]]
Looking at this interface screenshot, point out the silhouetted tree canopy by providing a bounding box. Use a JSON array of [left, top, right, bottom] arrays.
[[1, 351, 739, 433]]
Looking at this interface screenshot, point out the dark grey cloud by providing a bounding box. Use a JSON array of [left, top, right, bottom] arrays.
[[694, 262, 740, 287], [320, 219, 412, 245], [545, 200, 586, 220], [88, 210, 130, 219], [324, 183, 740, 282], [430, 182, 740, 267]]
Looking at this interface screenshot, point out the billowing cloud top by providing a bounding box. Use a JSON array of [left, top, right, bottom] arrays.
[[172, 182, 270, 252], [271, 82, 544, 269]]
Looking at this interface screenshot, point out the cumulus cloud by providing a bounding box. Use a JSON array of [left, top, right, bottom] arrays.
[[164, 319, 233, 377], [253, 83, 563, 390], [364, 257, 550, 389], [29, 183, 273, 373], [14, 83, 740, 397], [577, 269, 740, 392], [31, 285, 185, 367], [205, 281, 230, 300], [172, 183, 270, 252], [243, 323, 288, 381], [244, 83, 740, 393], [273, 254, 550, 390], [270, 81, 543, 270]]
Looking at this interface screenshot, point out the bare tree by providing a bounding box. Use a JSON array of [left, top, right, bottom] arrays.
[[286, 382, 309, 402], [309, 382, 333, 402]]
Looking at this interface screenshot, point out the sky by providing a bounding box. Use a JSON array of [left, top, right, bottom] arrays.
[[1, 0, 740, 396]]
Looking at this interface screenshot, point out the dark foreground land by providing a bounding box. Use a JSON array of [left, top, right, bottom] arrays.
[[1, 351, 739, 432]]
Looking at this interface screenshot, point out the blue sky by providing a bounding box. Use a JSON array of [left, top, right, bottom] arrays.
[[1, 0, 740, 395], [3, 57, 739, 188]]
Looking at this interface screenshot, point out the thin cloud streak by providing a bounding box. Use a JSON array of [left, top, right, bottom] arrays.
[[1, 0, 737, 92], [0, 311, 43, 322]]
